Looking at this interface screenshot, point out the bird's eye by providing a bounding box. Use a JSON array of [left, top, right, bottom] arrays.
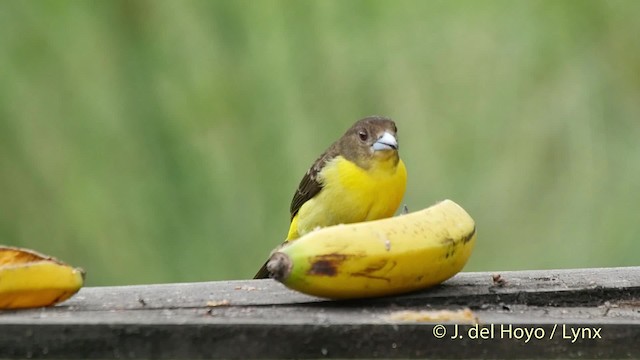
[[358, 130, 368, 141], [393, 125, 398, 133]]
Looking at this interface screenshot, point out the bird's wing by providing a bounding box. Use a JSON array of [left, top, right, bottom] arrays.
[[289, 148, 338, 220]]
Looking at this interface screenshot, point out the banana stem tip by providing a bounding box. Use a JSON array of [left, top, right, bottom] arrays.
[[266, 252, 292, 281]]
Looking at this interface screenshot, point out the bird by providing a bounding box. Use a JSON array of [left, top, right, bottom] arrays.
[[254, 116, 407, 279]]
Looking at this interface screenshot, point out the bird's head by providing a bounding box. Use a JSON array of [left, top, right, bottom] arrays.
[[339, 116, 400, 169]]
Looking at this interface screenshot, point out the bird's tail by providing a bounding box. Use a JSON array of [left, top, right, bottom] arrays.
[[254, 240, 291, 279], [253, 261, 271, 279]]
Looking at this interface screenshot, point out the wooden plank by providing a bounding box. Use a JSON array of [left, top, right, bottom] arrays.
[[0, 267, 638, 359], [28, 266, 640, 311]]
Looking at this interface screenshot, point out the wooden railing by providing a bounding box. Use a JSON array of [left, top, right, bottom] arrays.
[[0, 267, 638, 359]]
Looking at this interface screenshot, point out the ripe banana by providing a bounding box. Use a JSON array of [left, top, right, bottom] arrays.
[[267, 199, 476, 299], [0, 246, 85, 309]]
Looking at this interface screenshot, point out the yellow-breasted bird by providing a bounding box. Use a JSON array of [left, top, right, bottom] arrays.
[[254, 116, 407, 279]]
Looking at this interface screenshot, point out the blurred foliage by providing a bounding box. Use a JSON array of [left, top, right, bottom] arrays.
[[0, 0, 639, 285]]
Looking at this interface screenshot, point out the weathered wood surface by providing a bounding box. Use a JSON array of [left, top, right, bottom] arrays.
[[0, 267, 638, 359]]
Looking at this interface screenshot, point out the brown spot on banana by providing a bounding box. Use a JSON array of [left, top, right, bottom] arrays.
[[463, 226, 476, 244], [350, 273, 391, 282], [356, 259, 388, 274], [308, 260, 337, 276], [441, 237, 455, 246], [352, 260, 397, 282], [307, 253, 354, 276]]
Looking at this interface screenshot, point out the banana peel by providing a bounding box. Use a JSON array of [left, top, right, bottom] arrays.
[[267, 199, 476, 299], [0, 246, 85, 309]]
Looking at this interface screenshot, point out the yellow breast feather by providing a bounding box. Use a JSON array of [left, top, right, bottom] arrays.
[[289, 155, 407, 240]]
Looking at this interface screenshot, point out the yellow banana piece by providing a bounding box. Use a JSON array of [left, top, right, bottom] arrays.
[[266, 199, 476, 299], [0, 246, 85, 309]]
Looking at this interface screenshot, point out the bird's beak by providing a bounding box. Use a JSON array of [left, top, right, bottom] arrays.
[[372, 131, 398, 151]]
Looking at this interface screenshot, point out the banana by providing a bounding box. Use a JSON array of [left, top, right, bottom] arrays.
[[0, 246, 85, 309], [266, 199, 476, 299]]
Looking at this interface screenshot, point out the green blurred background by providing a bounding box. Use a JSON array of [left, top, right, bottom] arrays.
[[0, 0, 638, 286]]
